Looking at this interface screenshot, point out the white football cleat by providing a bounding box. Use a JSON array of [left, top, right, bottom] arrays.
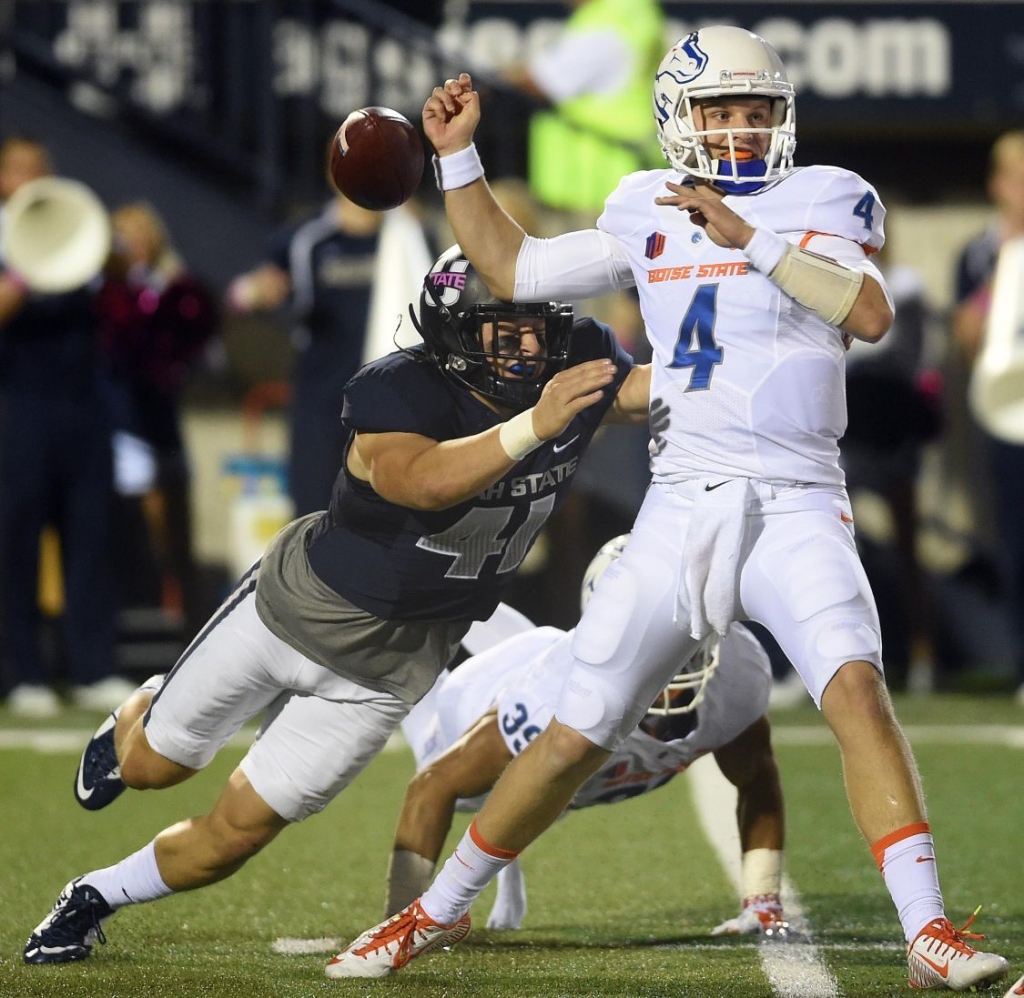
[[907, 913, 1008, 991], [325, 899, 470, 978], [1003, 972, 1024, 997]]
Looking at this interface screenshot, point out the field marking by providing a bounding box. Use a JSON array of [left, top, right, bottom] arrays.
[[273, 936, 343, 955], [772, 724, 1024, 749], [688, 755, 841, 998], [271, 935, 903, 956], [4, 724, 1023, 754], [0, 727, 409, 753]]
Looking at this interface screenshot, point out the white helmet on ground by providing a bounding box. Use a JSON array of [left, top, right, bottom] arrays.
[[580, 534, 719, 737], [653, 25, 796, 192]]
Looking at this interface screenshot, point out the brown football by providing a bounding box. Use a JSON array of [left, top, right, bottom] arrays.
[[327, 107, 425, 211]]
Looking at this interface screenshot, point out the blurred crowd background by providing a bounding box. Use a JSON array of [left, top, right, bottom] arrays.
[[2, 0, 1024, 715]]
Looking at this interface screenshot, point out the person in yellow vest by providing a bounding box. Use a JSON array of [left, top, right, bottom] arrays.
[[504, 0, 666, 221]]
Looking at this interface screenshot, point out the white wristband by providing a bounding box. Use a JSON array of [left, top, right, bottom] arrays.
[[498, 409, 542, 461], [433, 143, 485, 192], [743, 227, 788, 275], [741, 848, 784, 898]]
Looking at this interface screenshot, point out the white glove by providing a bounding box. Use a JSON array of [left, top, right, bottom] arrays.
[[485, 858, 527, 930], [711, 893, 789, 937]]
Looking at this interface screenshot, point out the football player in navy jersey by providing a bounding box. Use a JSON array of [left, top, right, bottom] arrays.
[[23, 248, 651, 966]]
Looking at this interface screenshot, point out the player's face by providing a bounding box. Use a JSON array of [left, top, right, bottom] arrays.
[[693, 97, 774, 163], [639, 687, 698, 742], [480, 317, 548, 381], [112, 207, 163, 267]]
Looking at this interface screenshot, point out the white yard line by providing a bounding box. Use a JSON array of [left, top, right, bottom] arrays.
[[271, 935, 903, 957], [4, 724, 1022, 753], [771, 724, 1024, 748], [688, 754, 841, 998], [0, 727, 409, 752]]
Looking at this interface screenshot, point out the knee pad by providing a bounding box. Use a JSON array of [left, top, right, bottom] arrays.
[[556, 666, 640, 751]]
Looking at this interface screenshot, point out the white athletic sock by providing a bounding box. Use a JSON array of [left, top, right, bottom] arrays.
[[83, 840, 173, 910], [871, 821, 944, 941], [420, 820, 518, 926]]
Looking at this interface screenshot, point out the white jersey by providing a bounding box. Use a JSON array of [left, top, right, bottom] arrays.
[[403, 622, 772, 811], [515, 164, 888, 487]]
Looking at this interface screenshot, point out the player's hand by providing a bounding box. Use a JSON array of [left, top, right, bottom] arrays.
[[423, 73, 480, 156], [655, 179, 755, 250], [711, 894, 789, 937], [530, 358, 616, 440]]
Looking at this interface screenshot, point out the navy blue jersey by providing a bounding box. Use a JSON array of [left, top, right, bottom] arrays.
[[306, 319, 634, 621], [266, 202, 379, 393]]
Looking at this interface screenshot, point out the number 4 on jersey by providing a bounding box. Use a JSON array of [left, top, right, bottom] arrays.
[[670, 283, 723, 390]]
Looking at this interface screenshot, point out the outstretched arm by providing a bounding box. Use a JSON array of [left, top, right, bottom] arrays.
[[225, 263, 291, 312], [603, 364, 651, 425], [710, 716, 788, 936], [713, 716, 785, 856], [349, 357, 616, 510], [422, 73, 525, 299], [386, 712, 513, 916]]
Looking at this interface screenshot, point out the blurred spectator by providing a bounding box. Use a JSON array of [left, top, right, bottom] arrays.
[[841, 261, 943, 692], [502, 0, 666, 221], [0, 135, 130, 716], [951, 130, 1024, 704], [227, 191, 430, 517], [96, 202, 219, 640]]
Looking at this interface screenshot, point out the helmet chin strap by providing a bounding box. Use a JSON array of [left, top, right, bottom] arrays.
[[712, 157, 771, 195]]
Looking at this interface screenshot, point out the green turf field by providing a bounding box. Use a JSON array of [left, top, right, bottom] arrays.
[[1, 694, 1021, 998]]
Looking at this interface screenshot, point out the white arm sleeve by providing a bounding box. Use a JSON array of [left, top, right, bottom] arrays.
[[801, 233, 893, 312], [514, 229, 635, 302]]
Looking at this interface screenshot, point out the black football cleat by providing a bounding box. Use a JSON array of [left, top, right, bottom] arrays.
[[24, 879, 114, 964], [73, 711, 125, 811]]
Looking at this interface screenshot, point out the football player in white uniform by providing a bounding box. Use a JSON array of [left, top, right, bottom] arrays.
[[390, 536, 787, 936], [328, 27, 1009, 990]]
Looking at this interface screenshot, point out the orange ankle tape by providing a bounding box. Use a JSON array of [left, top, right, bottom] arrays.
[[871, 821, 931, 870], [469, 820, 519, 861]]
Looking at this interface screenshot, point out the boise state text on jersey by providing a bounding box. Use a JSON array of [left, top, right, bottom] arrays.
[[305, 319, 632, 621]]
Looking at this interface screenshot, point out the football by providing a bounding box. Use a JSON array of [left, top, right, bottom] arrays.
[[327, 107, 425, 211]]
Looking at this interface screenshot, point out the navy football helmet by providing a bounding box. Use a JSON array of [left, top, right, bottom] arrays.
[[415, 246, 573, 412]]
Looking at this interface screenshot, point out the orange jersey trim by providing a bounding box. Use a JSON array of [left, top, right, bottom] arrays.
[[799, 229, 877, 256]]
